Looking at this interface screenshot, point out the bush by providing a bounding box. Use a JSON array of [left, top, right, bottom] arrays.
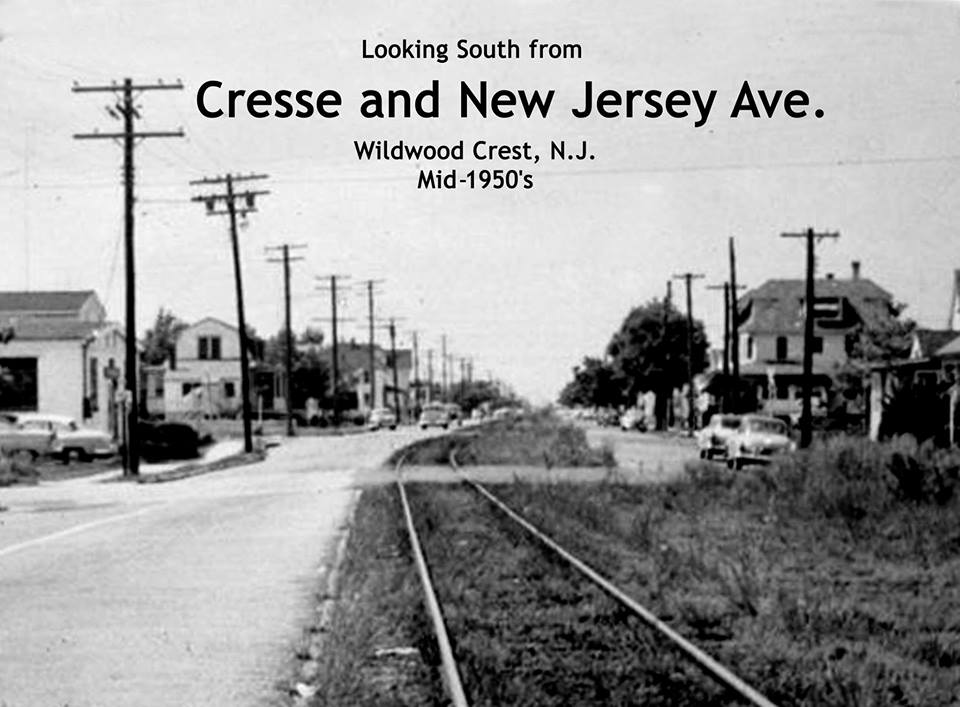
[[0, 456, 39, 486], [684, 436, 960, 525]]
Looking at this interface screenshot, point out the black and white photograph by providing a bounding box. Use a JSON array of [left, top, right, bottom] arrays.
[[1, 1, 959, 705]]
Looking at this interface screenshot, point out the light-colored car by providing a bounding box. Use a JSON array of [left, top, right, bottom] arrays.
[[725, 414, 795, 470], [0, 414, 56, 460], [419, 403, 451, 430], [696, 413, 742, 459], [367, 407, 397, 431], [619, 408, 646, 432], [14, 413, 118, 461]]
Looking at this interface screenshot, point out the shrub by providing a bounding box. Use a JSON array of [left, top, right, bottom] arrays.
[[0, 456, 39, 486]]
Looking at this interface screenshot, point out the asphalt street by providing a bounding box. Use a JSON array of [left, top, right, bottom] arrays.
[[0, 429, 428, 707]]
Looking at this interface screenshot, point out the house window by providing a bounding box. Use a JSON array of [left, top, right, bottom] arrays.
[[0, 358, 38, 412], [224, 381, 236, 398], [746, 335, 755, 360], [812, 337, 823, 354], [776, 337, 788, 361], [182, 382, 197, 396], [198, 336, 222, 360]]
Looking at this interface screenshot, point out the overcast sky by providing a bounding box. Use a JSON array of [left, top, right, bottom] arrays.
[[1, 0, 958, 403]]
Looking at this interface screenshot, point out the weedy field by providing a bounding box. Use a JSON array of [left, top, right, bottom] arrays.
[[301, 417, 960, 706]]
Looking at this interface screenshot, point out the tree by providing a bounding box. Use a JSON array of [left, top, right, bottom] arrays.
[[606, 299, 709, 429], [262, 328, 331, 410], [141, 308, 187, 366], [558, 356, 624, 408]]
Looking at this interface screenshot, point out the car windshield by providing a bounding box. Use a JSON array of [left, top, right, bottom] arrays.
[[746, 419, 787, 435], [718, 416, 740, 429]]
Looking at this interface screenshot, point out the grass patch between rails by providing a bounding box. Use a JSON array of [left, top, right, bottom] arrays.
[[387, 411, 615, 468]]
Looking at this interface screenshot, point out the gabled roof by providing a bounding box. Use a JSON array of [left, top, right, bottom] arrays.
[[0, 290, 97, 315], [182, 316, 239, 333], [740, 278, 894, 334], [0, 316, 101, 341], [912, 329, 957, 360], [935, 333, 960, 357]]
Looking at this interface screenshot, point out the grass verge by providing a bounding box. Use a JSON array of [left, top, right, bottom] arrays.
[[299, 486, 445, 706]]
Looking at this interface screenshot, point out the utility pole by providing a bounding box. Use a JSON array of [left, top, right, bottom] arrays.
[[459, 357, 466, 402], [74, 77, 184, 477], [441, 334, 448, 402], [673, 272, 705, 435], [729, 238, 741, 412], [190, 173, 270, 454], [316, 275, 350, 426], [708, 280, 748, 413], [362, 280, 384, 412], [427, 349, 434, 403], [781, 227, 840, 448], [266, 243, 306, 436], [388, 319, 401, 419], [410, 330, 420, 415]]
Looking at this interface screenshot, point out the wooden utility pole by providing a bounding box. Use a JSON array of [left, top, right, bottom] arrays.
[[427, 349, 434, 403], [410, 330, 420, 415], [266, 243, 306, 436], [316, 275, 350, 426], [361, 280, 384, 411], [729, 238, 742, 411], [673, 272, 705, 435], [708, 280, 747, 412], [781, 227, 840, 448], [388, 319, 401, 419], [190, 173, 270, 453], [441, 334, 448, 402], [74, 78, 184, 477]]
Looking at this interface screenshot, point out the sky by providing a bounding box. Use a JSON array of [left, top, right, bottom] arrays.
[[1, 0, 958, 403]]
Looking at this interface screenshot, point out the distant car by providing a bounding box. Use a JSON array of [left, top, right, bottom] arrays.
[[0, 414, 55, 460], [725, 414, 795, 470], [14, 413, 118, 461], [419, 403, 451, 429], [443, 403, 463, 427], [696, 413, 742, 459], [367, 407, 397, 431], [619, 409, 646, 432]]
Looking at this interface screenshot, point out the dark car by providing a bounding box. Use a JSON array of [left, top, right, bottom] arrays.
[[139, 421, 202, 462]]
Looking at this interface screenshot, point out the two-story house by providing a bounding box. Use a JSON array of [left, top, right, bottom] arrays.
[[161, 317, 252, 418], [0, 290, 127, 435], [736, 262, 898, 415]]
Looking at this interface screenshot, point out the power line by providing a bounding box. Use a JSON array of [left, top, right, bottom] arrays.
[[266, 243, 307, 437], [73, 76, 184, 478], [190, 172, 270, 453]]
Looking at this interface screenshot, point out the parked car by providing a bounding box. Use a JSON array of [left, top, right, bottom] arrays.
[[696, 413, 742, 459], [619, 408, 647, 432], [444, 403, 463, 427], [13, 413, 118, 461], [140, 421, 201, 462], [725, 414, 795, 470], [0, 414, 55, 460], [419, 403, 451, 429], [367, 407, 397, 431]]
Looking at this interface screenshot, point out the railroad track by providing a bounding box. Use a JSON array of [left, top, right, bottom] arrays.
[[394, 452, 780, 707]]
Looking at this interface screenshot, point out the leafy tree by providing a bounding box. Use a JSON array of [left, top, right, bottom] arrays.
[[606, 299, 709, 429], [141, 308, 187, 366], [558, 356, 624, 408], [262, 329, 331, 409]]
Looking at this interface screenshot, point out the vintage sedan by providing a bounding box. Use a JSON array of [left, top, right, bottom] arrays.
[[725, 414, 795, 470], [696, 413, 741, 459], [0, 415, 56, 460], [14, 413, 118, 461], [367, 407, 398, 431]]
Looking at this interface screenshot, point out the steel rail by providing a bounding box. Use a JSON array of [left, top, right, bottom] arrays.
[[394, 457, 470, 707], [448, 452, 779, 707]]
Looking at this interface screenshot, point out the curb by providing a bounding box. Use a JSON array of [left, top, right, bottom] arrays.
[[137, 449, 267, 484]]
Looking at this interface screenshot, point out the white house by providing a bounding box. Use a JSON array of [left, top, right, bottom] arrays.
[[162, 317, 251, 418], [0, 291, 127, 435]]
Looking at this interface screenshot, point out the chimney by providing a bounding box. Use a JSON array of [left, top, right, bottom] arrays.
[[851, 261, 861, 280]]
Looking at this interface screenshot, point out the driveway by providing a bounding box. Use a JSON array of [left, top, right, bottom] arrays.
[[0, 428, 427, 707]]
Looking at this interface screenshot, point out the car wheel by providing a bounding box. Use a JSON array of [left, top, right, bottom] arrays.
[[420, 425, 427, 430], [442, 423, 449, 430], [390, 425, 397, 431], [699, 449, 707, 460]]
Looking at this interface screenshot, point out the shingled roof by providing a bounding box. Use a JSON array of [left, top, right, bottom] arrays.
[[739, 278, 895, 334], [912, 329, 958, 359], [0, 290, 98, 315], [0, 316, 102, 341]]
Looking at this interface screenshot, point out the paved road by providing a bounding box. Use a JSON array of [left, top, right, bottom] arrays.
[[0, 429, 426, 707]]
